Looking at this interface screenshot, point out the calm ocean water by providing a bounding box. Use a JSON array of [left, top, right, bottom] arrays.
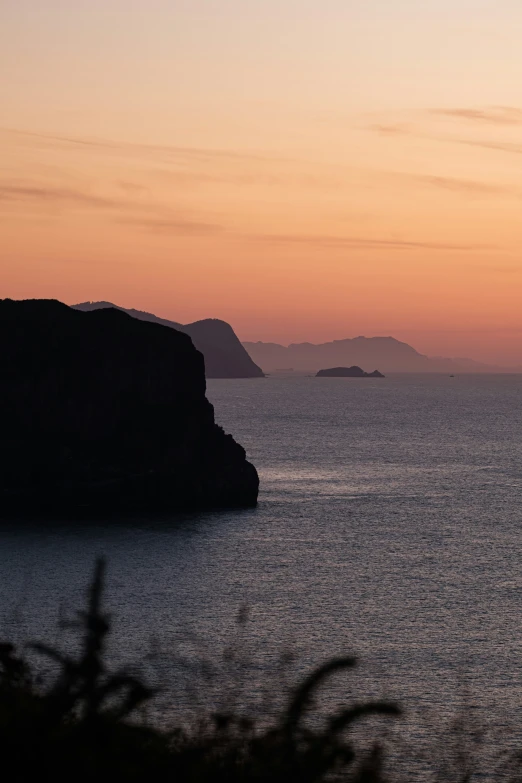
[[2, 374, 522, 746]]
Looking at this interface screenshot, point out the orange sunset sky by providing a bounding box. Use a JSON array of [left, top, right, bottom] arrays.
[[1, 1, 522, 365]]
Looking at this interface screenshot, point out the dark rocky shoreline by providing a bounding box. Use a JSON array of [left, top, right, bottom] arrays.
[[0, 299, 259, 515]]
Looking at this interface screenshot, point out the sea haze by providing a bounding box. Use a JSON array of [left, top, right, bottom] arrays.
[[1, 374, 522, 738]]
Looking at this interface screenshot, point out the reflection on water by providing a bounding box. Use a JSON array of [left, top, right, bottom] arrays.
[[1, 374, 522, 752]]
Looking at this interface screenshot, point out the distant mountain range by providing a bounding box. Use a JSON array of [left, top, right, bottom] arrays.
[[73, 302, 264, 379], [71, 305, 519, 374], [242, 336, 521, 374]]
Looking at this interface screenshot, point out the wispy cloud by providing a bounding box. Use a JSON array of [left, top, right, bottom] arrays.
[[2, 127, 358, 193], [2, 127, 353, 196], [148, 167, 345, 190], [0, 183, 115, 208], [255, 234, 488, 251], [0, 179, 222, 236], [367, 121, 522, 159], [402, 173, 516, 196], [368, 123, 414, 136], [0, 127, 281, 165], [457, 138, 522, 156], [116, 217, 223, 236], [429, 107, 522, 126], [365, 167, 515, 197]]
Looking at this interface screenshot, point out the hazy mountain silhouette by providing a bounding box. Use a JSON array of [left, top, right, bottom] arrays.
[[243, 336, 516, 374], [73, 302, 264, 378], [0, 298, 258, 514]]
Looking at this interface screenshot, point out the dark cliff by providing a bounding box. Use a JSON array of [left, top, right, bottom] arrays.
[[0, 299, 259, 514], [73, 302, 264, 379], [316, 366, 385, 378], [183, 318, 264, 379]]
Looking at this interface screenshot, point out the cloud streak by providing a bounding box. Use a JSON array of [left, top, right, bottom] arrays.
[[148, 167, 346, 190], [364, 167, 516, 197], [0, 184, 115, 208], [458, 138, 522, 156], [0, 180, 222, 236], [429, 107, 522, 126], [0, 127, 281, 165], [403, 173, 516, 196], [116, 217, 223, 236], [368, 123, 413, 136], [368, 121, 522, 159], [255, 234, 488, 252], [368, 123, 415, 137]]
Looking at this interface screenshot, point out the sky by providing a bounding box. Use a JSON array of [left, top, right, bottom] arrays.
[[1, 0, 522, 365]]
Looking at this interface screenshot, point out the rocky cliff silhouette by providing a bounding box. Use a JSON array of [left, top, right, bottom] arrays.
[[0, 299, 259, 514], [73, 302, 264, 379]]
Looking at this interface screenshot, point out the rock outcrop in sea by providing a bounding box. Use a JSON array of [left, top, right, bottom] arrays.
[[0, 299, 259, 514], [316, 366, 385, 378]]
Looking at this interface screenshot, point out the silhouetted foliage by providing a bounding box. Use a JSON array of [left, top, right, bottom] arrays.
[[0, 559, 400, 781]]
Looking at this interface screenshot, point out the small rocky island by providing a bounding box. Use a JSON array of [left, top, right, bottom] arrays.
[[0, 299, 259, 514], [316, 366, 385, 378]]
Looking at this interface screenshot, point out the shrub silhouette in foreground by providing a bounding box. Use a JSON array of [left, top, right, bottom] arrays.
[[0, 560, 399, 781]]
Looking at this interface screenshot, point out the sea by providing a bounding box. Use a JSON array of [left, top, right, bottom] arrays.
[[2, 373, 522, 765]]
